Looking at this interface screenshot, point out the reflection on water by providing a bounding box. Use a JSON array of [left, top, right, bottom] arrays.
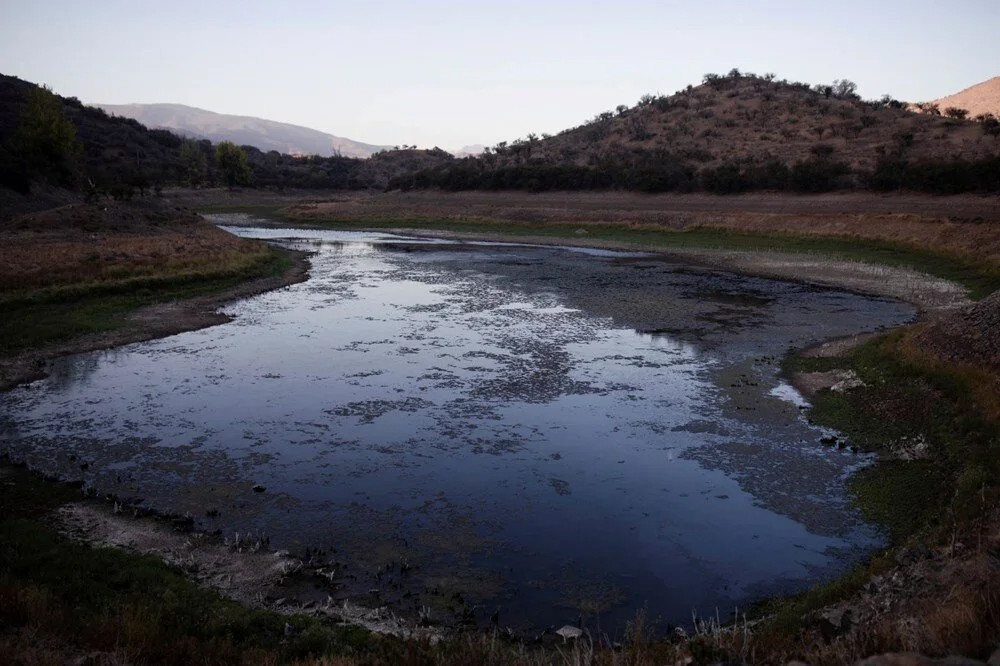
[[0, 220, 916, 632]]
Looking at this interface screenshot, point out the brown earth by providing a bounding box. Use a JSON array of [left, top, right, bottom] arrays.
[[55, 501, 439, 639], [932, 76, 1000, 120]]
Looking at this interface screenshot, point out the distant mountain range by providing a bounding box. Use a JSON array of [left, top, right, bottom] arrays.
[[95, 103, 391, 158], [931, 76, 1000, 118]]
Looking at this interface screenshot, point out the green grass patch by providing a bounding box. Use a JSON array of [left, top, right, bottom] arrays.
[[790, 335, 997, 545], [277, 214, 1000, 300], [755, 333, 1000, 641]]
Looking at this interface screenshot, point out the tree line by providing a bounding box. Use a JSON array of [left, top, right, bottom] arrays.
[[388, 151, 1000, 195]]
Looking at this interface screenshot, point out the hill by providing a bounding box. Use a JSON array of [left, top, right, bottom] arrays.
[[0, 73, 453, 199], [931, 76, 1000, 119], [0, 74, 189, 197], [393, 71, 1000, 194], [97, 103, 389, 158]]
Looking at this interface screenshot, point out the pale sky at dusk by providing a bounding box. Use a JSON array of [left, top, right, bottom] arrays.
[[1, 0, 998, 150]]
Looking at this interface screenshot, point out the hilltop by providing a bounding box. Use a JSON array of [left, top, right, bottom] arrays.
[[931, 75, 1000, 119], [97, 103, 389, 159], [520, 73, 997, 170], [392, 71, 1000, 194]]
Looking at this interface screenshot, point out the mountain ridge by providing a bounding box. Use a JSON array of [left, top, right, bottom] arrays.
[[96, 102, 391, 158]]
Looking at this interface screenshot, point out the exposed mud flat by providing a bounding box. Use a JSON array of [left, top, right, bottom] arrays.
[[55, 501, 441, 638], [0, 219, 916, 633]]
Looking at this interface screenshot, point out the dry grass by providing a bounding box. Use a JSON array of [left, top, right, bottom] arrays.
[[285, 191, 1000, 271], [0, 203, 275, 297]]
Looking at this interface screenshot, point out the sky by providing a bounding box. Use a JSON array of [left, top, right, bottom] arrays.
[[1, 0, 998, 150]]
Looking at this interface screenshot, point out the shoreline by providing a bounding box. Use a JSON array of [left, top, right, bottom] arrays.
[[213, 213, 970, 313], [0, 246, 311, 392], [4, 211, 998, 662]]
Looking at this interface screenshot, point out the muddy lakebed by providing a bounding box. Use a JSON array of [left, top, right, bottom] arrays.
[[1, 217, 916, 633]]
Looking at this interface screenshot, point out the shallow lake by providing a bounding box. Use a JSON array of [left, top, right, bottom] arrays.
[[0, 218, 916, 633]]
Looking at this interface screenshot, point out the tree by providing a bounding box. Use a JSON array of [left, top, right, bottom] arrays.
[[915, 102, 941, 116], [180, 139, 206, 187], [831, 79, 858, 99], [13, 85, 81, 187], [214, 141, 251, 188], [976, 113, 1000, 138], [944, 107, 970, 120]]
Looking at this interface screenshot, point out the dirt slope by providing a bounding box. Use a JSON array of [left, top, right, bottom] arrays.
[[932, 76, 1000, 118]]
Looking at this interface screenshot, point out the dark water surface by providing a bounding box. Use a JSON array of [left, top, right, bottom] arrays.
[[1, 219, 915, 632]]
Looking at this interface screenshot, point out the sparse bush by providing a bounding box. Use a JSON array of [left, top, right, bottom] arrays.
[[944, 107, 970, 120]]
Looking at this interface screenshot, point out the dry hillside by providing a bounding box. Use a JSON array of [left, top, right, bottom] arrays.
[[931, 76, 1000, 119], [485, 73, 999, 172]]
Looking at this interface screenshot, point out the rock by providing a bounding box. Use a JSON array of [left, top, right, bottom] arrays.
[[830, 370, 865, 392], [815, 607, 854, 638], [555, 625, 583, 641], [252, 484, 266, 493], [820, 435, 838, 446]]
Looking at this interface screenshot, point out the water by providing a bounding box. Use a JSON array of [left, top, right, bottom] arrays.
[[0, 219, 915, 632]]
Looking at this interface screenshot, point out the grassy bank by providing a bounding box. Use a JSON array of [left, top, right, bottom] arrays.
[[754, 333, 1000, 661], [0, 246, 289, 355], [267, 211, 1000, 300], [786, 332, 999, 545]]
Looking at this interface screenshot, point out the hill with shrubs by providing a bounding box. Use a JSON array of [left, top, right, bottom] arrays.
[[391, 70, 1000, 194], [0, 74, 454, 203]]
